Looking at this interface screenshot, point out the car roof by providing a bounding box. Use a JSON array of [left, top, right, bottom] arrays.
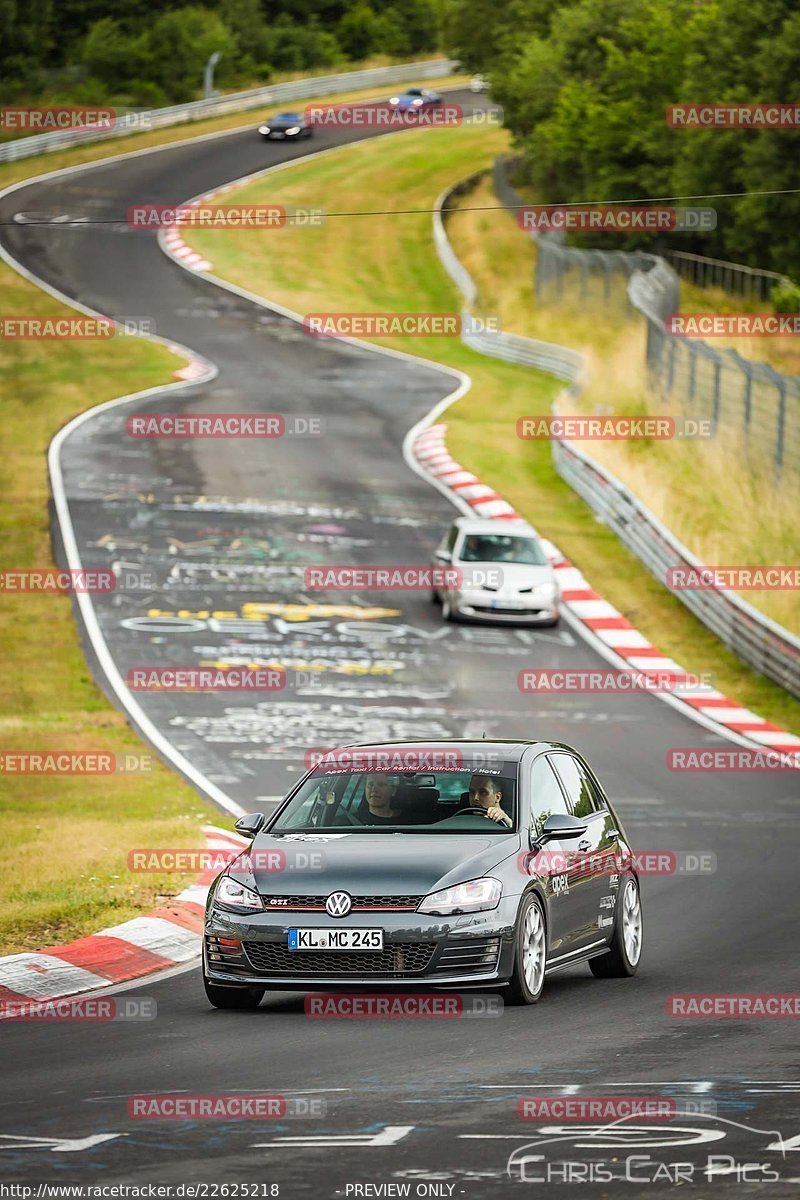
[[451, 516, 538, 535], [336, 739, 576, 763]]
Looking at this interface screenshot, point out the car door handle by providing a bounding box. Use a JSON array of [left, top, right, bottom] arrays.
[[578, 839, 592, 852]]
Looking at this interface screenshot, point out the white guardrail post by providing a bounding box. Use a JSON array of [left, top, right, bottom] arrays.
[[0, 59, 460, 163], [433, 175, 800, 698]]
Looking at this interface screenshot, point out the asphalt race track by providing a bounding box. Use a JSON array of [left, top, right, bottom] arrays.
[[1, 90, 800, 1195]]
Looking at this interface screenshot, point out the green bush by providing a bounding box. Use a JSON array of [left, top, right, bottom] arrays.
[[770, 278, 800, 313]]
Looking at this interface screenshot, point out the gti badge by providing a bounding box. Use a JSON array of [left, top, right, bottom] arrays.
[[326, 891, 352, 917]]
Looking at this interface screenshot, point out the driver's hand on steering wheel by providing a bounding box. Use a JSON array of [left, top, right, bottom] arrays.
[[485, 804, 510, 825]]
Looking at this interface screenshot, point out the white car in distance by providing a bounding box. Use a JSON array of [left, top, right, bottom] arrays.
[[431, 517, 560, 625]]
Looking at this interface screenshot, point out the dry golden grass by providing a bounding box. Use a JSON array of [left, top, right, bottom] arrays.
[[448, 175, 800, 634]]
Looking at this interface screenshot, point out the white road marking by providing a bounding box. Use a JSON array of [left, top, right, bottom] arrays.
[[0, 1133, 123, 1152], [253, 1125, 414, 1148]]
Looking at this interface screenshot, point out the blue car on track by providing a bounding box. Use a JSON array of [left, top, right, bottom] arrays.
[[388, 87, 443, 112]]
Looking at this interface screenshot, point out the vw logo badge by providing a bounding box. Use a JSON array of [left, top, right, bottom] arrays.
[[326, 891, 352, 918]]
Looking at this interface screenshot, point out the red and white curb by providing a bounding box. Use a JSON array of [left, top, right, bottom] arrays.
[[0, 826, 246, 1006], [161, 196, 213, 275], [413, 423, 800, 760], [171, 354, 211, 382], [160, 184, 244, 278]]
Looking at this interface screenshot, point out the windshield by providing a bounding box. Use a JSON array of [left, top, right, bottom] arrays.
[[459, 533, 547, 566], [271, 761, 519, 834]]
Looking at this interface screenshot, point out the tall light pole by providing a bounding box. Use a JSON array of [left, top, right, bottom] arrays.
[[203, 51, 222, 100]]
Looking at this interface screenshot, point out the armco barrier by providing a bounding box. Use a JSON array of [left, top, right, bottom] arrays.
[[433, 176, 800, 698], [493, 155, 800, 481], [0, 59, 459, 163]]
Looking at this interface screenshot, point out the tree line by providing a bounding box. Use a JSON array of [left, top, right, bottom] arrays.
[[0, 0, 441, 107], [447, 0, 800, 281]]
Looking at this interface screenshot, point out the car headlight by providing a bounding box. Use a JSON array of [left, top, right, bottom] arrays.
[[215, 876, 263, 912], [285, 126, 300, 135], [412, 98, 423, 106], [259, 125, 270, 134], [418, 877, 502, 916], [389, 96, 399, 105], [534, 582, 558, 597]]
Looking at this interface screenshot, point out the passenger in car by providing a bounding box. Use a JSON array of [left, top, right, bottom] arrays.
[[356, 773, 404, 825]]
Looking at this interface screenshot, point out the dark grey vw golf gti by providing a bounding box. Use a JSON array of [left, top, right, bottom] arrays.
[[203, 741, 642, 1008]]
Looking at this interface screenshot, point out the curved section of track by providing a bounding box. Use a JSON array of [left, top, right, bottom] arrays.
[[1, 95, 799, 1195]]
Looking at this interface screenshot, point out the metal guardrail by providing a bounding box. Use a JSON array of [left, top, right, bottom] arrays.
[[0, 59, 460, 163], [493, 156, 800, 480], [433, 175, 800, 698], [436, 174, 584, 384], [667, 250, 789, 300]]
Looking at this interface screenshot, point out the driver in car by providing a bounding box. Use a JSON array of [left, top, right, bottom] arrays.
[[461, 773, 512, 825]]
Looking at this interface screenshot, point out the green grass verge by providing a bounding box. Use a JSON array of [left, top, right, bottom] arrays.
[[0, 65, 464, 955], [0, 261, 220, 953], [181, 122, 799, 735]]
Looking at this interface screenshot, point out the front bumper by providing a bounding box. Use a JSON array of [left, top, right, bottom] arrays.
[[451, 592, 560, 623], [204, 900, 521, 991]]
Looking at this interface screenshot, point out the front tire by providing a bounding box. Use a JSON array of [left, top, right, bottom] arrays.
[[506, 892, 547, 1005], [441, 596, 458, 622], [203, 973, 265, 1010], [590, 876, 642, 978]]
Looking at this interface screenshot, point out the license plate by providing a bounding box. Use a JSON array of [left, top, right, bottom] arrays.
[[491, 597, 526, 610], [288, 928, 383, 951]]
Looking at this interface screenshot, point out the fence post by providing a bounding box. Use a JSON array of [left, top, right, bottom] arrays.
[[775, 375, 787, 475], [711, 353, 721, 431]]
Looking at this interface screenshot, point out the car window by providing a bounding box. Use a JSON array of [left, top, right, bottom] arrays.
[[529, 755, 570, 836], [272, 764, 518, 833], [549, 753, 601, 818], [459, 533, 547, 565]]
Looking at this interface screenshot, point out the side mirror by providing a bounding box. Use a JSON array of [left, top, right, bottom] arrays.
[[436, 549, 452, 562], [531, 812, 588, 848], [234, 812, 265, 840]]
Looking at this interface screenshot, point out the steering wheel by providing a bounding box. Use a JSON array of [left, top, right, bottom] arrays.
[[459, 805, 513, 828]]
